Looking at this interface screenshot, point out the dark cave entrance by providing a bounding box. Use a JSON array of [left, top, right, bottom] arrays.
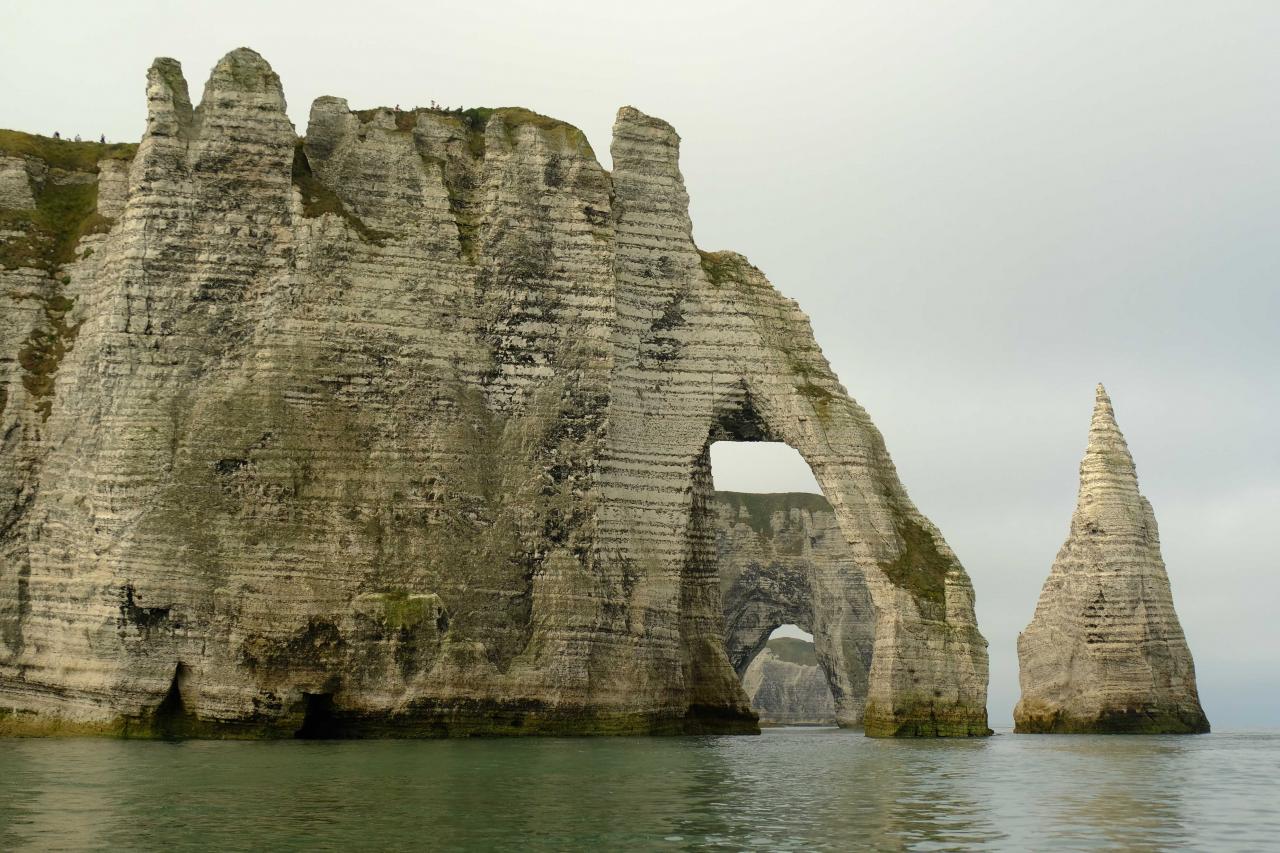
[[294, 692, 344, 739], [153, 662, 197, 739]]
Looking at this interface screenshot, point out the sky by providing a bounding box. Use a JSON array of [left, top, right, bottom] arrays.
[[3, 0, 1277, 728]]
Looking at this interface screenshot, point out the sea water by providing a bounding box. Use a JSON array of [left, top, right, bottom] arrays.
[[1, 728, 1276, 851]]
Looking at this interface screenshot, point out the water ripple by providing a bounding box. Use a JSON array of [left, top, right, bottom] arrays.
[[0, 729, 1276, 851]]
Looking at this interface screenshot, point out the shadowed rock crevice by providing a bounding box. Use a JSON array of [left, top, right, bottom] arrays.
[[151, 662, 197, 739], [295, 692, 343, 739]]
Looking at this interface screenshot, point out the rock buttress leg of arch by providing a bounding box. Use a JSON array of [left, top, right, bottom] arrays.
[[732, 308, 990, 737], [600, 106, 989, 737]]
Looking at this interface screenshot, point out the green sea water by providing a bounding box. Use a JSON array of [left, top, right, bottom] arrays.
[[1, 728, 1275, 851]]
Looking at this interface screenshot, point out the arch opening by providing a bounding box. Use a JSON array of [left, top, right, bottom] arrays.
[[740, 624, 837, 726], [706, 437, 878, 729]]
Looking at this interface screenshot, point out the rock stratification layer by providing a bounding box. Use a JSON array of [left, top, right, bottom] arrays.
[[0, 48, 989, 738], [1014, 386, 1208, 734]]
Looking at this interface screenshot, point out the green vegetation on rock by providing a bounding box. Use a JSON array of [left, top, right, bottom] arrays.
[[0, 129, 136, 172], [877, 513, 949, 620], [17, 292, 79, 420], [1014, 707, 1210, 735], [0, 130, 136, 272], [379, 591, 432, 631], [864, 700, 992, 738], [291, 141, 390, 244], [716, 490, 831, 536], [698, 249, 751, 287], [766, 637, 819, 666]]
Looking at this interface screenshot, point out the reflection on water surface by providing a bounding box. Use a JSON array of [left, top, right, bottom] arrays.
[[1, 728, 1275, 851]]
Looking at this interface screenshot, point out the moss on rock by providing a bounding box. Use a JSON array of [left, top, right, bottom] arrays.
[[877, 513, 949, 621], [0, 130, 136, 272], [291, 141, 390, 244], [17, 291, 80, 420]]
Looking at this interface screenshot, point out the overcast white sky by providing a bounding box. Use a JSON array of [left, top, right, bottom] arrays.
[[3, 0, 1277, 728]]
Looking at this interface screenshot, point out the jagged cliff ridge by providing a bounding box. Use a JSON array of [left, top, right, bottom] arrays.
[[715, 491, 875, 726], [741, 638, 837, 726], [0, 48, 988, 738], [1015, 386, 1208, 734]]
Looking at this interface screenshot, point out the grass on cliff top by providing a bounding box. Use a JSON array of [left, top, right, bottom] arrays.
[[716, 491, 831, 536], [0, 129, 137, 272], [0, 129, 137, 172], [766, 637, 818, 666], [350, 105, 592, 158]]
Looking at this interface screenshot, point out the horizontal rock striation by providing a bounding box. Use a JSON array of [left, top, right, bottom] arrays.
[[0, 48, 988, 738], [1014, 385, 1208, 734], [741, 639, 836, 726]]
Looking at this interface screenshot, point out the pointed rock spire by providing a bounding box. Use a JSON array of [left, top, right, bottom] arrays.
[[1015, 385, 1209, 733], [1074, 382, 1142, 536], [610, 106, 691, 227]]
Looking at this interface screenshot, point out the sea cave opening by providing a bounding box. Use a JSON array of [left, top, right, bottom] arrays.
[[295, 692, 343, 739], [153, 661, 197, 739]]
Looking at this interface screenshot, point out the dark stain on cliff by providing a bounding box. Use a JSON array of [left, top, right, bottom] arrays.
[[117, 584, 174, 638]]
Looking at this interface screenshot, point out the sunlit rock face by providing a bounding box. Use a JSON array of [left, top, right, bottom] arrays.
[[1015, 386, 1209, 734], [0, 48, 988, 738], [741, 638, 836, 726]]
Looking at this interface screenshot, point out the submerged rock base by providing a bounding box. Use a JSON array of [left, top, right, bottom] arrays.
[[0, 700, 759, 739], [1014, 705, 1210, 735]]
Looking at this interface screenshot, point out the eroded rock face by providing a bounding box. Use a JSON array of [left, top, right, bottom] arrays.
[[1014, 385, 1209, 734], [0, 48, 989, 738], [715, 491, 875, 726], [741, 639, 836, 725]]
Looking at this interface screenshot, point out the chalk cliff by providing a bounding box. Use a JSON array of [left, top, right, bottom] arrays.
[[0, 48, 988, 737], [741, 638, 836, 725], [1014, 386, 1208, 733]]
